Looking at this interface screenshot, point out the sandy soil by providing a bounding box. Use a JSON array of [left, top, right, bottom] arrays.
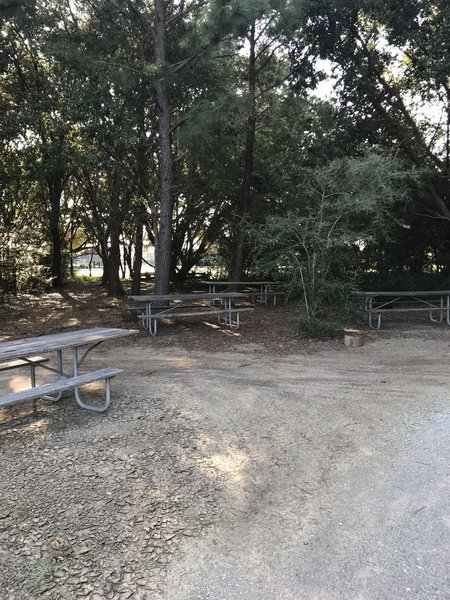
[[1, 286, 450, 599]]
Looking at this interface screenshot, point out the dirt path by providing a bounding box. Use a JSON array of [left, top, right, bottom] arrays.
[[1, 330, 450, 599]]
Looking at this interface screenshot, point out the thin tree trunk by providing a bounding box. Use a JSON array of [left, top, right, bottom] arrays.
[[131, 218, 144, 294], [153, 0, 173, 295], [47, 176, 64, 288], [69, 235, 74, 278], [99, 239, 109, 286], [107, 221, 123, 294], [106, 181, 124, 295], [124, 239, 134, 279], [231, 22, 257, 282]]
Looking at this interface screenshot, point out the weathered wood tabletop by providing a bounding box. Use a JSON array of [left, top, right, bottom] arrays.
[[129, 292, 246, 302], [0, 328, 138, 414], [200, 281, 276, 286], [0, 328, 138, 363], [200, 281, 279, 306], [358, 290, 450, 297]]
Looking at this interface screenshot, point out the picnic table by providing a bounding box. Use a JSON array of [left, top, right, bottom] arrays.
[[359, 290, 450, 329], [129, 292, 253, 336], [0, 327, 137, 415], [200, 281, 279, 306]]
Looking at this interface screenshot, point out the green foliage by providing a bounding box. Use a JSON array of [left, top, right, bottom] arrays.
[[71, 273, 103, 282], [27, 553, 55, 586], [358, 271, 450, 292], [1, 0, 449, 298], [297, 315, 339, 338], [248, 151, 416, 331]]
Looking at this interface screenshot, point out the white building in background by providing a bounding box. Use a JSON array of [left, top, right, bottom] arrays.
[[73, 243, 155, 278]]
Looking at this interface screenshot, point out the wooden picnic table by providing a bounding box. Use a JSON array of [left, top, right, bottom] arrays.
[[359, 290, 450, 329], [0, 327, 137, 415], [129, 292, 252, 336], [200, 281, 279, 306]]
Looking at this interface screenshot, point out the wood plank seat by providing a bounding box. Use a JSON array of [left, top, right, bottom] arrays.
[[128, 302, 231, 314], [141, 310, 221, 319], [0, 368, 123, 409], [372, 306, 447, 312], [0, 356, 49, 371], [138, 307, 254, 320]]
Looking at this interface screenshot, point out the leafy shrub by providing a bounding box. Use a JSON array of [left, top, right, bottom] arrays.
[[248, 152, 417, 335]]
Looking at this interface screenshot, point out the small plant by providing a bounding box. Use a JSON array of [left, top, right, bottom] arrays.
[[71, 273, 103, 282], [27, 553, 55, 586], [297, 315, 340, 338]]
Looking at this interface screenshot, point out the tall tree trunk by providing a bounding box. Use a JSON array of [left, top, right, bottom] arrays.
[[106, 182, 124, 295], [69, 234, 74, 278], [98, 239, 109, 286], [153, 0, 173, 295], [124, 239, 134, 279], [107, 221, 123, 294], [131, 218, 144, 294], [131, 87, 151, 296], [231, 22, 257, 282], [47, 176, 64, 288]]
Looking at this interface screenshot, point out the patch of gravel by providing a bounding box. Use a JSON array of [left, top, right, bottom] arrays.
[[0, 384, 221, 600]]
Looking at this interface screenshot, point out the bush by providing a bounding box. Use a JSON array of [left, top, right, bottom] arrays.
[[297, 315, 340, 338], [247, 152, 417, 335]]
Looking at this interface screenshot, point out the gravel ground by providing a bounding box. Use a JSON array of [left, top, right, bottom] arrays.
[[1, 327, 450, 599]]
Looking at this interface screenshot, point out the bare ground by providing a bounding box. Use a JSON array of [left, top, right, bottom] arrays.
[[1, 284, 449, 599]]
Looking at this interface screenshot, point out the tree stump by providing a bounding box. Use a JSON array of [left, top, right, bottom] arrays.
[[344, 333, 363, 348]]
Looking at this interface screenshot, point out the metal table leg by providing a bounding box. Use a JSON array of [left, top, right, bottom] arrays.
[[71, 346, 112, 412]]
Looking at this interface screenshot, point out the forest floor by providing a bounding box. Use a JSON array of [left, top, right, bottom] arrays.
[[1, 282, 449, 599], [0, 280, 345, 353]]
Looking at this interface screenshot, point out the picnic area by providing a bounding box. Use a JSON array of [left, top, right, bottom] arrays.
[[1, 286, 450, 599], [2, 1, 450, 598]]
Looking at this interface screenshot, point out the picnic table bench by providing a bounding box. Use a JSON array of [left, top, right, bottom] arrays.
[[359, 290, 450, 329], [201, 281, 280, 306], [0, 327, 137, 416], [129, 292, 253, 336]]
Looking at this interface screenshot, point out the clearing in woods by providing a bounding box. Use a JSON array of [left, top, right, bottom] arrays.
[[0, 284, 449, 599]]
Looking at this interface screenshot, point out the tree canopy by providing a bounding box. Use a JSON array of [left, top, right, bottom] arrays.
[[0, 0, 448, 300]]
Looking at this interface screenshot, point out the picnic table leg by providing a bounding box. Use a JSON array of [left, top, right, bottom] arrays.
[[150, 317, 157, 335], [29, 363, 38, 416], [371, 312, 381, 329], [35, 349, 65, 405], [229, 304, 240, 330], [141, 302, 157, 335], [429, 294, 444, 323], [148, 303, 158, 336], [143, 302, 150, 333], [71, 347, 112, 413], [218, 297, 232, 326], [209, 284, 213, 305], [217, 303, 226, 325], [226, 298, 241, 330], [367, 296, 382, 329]]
